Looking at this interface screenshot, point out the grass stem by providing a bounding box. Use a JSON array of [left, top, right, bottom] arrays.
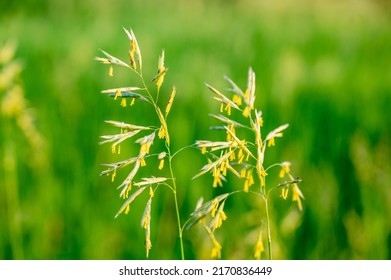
[[264, 196, 272, 260], [168, 154, 185, 260]]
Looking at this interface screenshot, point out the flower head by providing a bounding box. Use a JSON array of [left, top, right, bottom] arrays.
[[292, 183, 304, 211], [152, 49, 168, 91], [279, 161, 291, 178], [254, 229, 265, 260]]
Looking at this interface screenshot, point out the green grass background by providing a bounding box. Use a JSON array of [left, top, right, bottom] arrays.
[[1, 0, 390, 259]]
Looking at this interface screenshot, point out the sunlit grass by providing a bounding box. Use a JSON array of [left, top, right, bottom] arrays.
[[0, 0, 390, 259]]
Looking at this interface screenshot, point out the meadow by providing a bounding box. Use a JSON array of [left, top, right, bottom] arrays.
[[0, 0, 390, 259]]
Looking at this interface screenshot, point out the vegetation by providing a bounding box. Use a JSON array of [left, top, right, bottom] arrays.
[[1, 0, 390, 259]]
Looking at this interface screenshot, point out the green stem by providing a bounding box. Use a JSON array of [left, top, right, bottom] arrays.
[[263, 196, 272, 260], [138, 69, 185, 259], [168, 154, 185, 260], [3, 142, 24, 259], [138, 72, 155, 104]]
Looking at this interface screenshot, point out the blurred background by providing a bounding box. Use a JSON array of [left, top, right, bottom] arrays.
[[1, 0, 390, 260]]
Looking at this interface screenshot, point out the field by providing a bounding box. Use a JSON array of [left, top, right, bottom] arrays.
[[1, 0, 390, 259]]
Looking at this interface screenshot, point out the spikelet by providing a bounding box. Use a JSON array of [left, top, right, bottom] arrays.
[[165, 86, 176, 117], [152, 49, 168, 91]]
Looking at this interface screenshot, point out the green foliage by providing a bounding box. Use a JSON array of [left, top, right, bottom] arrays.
[[1, 0, 390, 259]]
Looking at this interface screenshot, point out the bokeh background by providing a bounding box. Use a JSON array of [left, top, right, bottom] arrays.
[[1, 0, 390, 260]]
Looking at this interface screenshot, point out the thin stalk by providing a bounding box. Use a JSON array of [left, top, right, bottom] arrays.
[[3, 142, 24, 259], [139, 73, 185, 260], [137, 72, 155, 104], [168, 153, 185, 260], [251, 106, 273, 260], [263, 196, 272, 260]]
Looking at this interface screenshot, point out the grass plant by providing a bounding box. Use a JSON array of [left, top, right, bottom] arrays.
[[1, 0, 389, 260], [0, 41, 44, 259], [97, 29, 303, 259], [96, 28, 184, 259], [188, 68, 303, 259]]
